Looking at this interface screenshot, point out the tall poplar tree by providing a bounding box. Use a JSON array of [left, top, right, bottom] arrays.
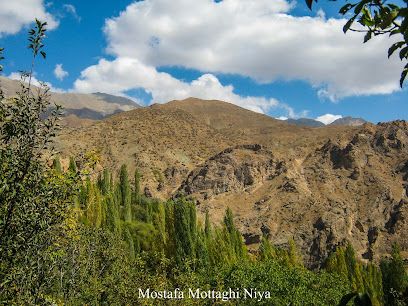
[[119, 165, 132, 222]]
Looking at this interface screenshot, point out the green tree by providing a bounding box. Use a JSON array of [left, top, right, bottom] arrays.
[[259, 235, 276, 261], [119, 164, 132, 222], [288, 238, 303, 267], [326, 244, 383, 305], [345, 243, 364, 292], [27, 19, 47, 88], [133, 168, 142, 204], [105, 194, 120, 233], [173, 198, 196, 264], [224, 259, 348, 305], [164, 200, 176, 258], [84, 179, 103, 228], [380, 243, 408, 305], [224, 207, 245, 259], [0, 20, 78, 304], [68, 156, 77, 173], [52, 155, 63, 173], [98, 168, 111, 195], [123, 227, 135, 259], [204, 210, 211, 238]]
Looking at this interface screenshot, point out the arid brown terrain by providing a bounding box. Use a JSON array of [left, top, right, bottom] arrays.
[[53, 97, 408, 267], [2, 77, 406, 267], [0, 76, 140, 124]]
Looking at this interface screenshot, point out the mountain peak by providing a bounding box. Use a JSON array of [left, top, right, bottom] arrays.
[[329, 116, 367, 126], [286, 118, 325, 127], [92, 92, 141, 108]]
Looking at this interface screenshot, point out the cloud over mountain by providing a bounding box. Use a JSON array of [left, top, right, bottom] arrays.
[[74, 57, 284, 114], [316, 114, 342, 125], [73, 0, 404, 116]]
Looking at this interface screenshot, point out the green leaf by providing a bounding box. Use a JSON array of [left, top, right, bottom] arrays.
[[379, 10, 399, 29], [363, 31, 372, 43], [400, 16, 408, 34], [353, 1, 367, 15], [305, 0, 314, 10], [388, 41, 404, 58], [339, 3, 354, 15], [389, 29, 401, 36], [343, 16, 357, 33], [400, 63, 408, 88], [387, 4, 400, 11], [399, 46, 408, 60]]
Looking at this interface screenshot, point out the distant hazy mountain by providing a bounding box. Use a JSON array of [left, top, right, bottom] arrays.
[[0, 76, 141, 120], [329, 116, 367, 126], [286, 118, 325, 127], [92, 92, 138, 108], [285, 116, 368, 127]]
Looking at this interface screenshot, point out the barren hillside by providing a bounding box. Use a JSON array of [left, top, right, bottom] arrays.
[[0, 76, 140, 122], [55, 98, 408, 267]]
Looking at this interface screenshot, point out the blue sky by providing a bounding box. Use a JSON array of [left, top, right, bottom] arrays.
[[0, 0, 406, 124]]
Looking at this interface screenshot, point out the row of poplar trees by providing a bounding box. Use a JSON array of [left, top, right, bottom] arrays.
[[66, 162, 247, 269], [52, 157, 407, 306]]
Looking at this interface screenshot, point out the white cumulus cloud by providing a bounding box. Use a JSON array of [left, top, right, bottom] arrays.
[[0, 0, 58, 36], [73, 0, 404, 118], [100, 0, 402, 99], [54, 64, 69, 81], [74, 57, 286, 114], [315, 114, 342, 125]]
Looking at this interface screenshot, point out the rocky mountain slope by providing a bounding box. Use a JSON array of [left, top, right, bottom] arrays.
[[286, 118, 325, 127], [0, 76, 140, 122], [55, 97, 407, 267], [176, 121, 407, 267], [57, 102, 235, 198], [330, 116, 367, 126]]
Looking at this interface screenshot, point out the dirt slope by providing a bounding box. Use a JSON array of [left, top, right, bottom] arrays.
[[55, 98, 407, 267], [0, 76, 140, 120]]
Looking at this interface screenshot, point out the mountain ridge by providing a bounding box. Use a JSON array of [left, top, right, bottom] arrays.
[[53, 97, 408, 267], [0, 76, 141, 121], [330, 116, 367, 126], [285, 116, 368, 127], [286, 118, 325, 127]]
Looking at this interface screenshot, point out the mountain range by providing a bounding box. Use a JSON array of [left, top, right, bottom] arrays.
[[286, 116, 367, 127], [54, 97, 407, 268], [1, 77, 406, 267], [0, 76, 140, 121]]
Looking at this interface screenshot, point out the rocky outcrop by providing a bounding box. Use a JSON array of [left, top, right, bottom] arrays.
[[177, 144, 286, 199], [301, 121, 408, 266], [329, 116, 367, 126], [175, 121, 408, 268]]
